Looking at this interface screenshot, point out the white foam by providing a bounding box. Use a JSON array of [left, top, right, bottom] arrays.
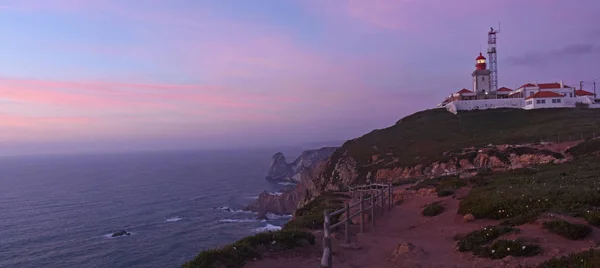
[[266, 213, 293, 220], [220, 218, 264, 223], [269, 192, 283, 196], [165, 217, 183, 223], [277, 182, 297, 186], [254, 224, 282, 232], [245, 196, 259, 199], [216, 206, 254, 214]]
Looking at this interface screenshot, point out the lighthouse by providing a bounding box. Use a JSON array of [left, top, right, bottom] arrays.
[[472, 53, 493, 98]]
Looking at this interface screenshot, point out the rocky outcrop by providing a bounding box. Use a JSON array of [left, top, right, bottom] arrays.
[[265, 153, 293, 182], [299, 143, 570, 208], [248, 161, 326, 214], [265, 147, 338, 183]]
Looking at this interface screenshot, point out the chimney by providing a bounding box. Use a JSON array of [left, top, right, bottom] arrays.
[[560, 80, 564, 88]]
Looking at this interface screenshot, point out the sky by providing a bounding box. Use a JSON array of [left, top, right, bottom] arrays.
[[1, 0, 599, 155]]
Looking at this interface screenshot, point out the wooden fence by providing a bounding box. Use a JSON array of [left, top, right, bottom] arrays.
[[320, 183, 392, 268]]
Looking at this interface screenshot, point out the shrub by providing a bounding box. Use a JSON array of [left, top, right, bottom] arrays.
[[538, 249, 600, 268], [500, 210, 541, 226], [182, 230, 315, 268], [543, 220, 592, 240], [436, 177, 466, 197], [456, 225, 519, 252], [422, 202, 444, 217], [437, 189, 455, 197], [584, 211, 600, 226], [473, 239, 541, 259], [284, 195, 344, 230]]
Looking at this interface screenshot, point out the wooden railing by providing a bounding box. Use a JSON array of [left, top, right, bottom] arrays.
[[320, 183, 392, 268]]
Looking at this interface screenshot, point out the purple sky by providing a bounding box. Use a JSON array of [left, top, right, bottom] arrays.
[[1, 0, 599, 155]]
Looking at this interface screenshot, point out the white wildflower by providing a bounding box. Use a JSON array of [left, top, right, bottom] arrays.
[[507, 248, 511, 251], [522, 246, 526, 250], [491, 250, 495, 253]]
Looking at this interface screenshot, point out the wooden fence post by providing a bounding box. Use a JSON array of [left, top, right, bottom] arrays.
[[360, 195, 365, 233], [388, 183, 392, 210], [380, 188, 385, 216], [371, 195, 375, 227], [323, 210, 332, 268], [344, 202, 350, 244]]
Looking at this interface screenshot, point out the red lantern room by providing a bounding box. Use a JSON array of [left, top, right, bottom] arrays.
[[475, 53, 487, 70]]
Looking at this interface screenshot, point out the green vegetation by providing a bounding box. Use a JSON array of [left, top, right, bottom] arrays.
[[542, 220, 592, 240], [538, 249, 600, 267], [322, 108, 600, 186], [182, 230, 315, 268], [422, 201, 444, 217], [458, 151, 600, 226], [472, 239, 541, 259], [436, 176, 466, 197], [456, 225, 519, 252], [283, 192, 346, 230], [566, 138, 600, 156]]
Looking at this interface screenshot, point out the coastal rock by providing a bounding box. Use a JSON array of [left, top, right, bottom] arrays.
[[463, 214, 475, 222], [248, 161, 327, 214], [265, 152, 294, 182], [111, 230, 131, 237], [265, 147, 338, 183]]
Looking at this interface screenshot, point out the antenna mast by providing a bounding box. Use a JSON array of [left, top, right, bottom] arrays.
[[487, 23, 500, 91]]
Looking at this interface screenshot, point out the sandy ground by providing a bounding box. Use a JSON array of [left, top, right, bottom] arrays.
[[245, 186, 600, 268]]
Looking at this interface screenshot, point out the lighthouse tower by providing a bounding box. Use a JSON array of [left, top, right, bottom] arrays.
[[472, 53, 492, 98]]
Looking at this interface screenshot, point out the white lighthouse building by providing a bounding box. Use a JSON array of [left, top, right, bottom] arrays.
[[472, 53, 492, 96], [438, 27, 599, 113]]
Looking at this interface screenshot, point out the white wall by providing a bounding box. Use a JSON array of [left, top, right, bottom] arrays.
[[446, 98, 524, 113], [529, 97, 569, 109]]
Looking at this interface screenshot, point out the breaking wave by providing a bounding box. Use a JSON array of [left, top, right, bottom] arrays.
[[253, 224, 282, 232], [165, 217, 183, 223]]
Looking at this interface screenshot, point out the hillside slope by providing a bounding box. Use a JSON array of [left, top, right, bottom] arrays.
[[314, 108, 600, 194]]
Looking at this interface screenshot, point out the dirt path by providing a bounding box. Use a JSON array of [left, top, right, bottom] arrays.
[[246, 187, 600, 268]]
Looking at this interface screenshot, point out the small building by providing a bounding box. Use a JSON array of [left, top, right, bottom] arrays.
[[524, 91, 566, 110]]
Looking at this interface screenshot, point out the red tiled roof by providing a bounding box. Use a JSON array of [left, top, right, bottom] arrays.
[[476, 53, 486, 60], [575, 89, 595, 96], [525, 91, 565, 100], [538, 83, 565, 89], [456, 88, 473, 94], [519, 83, 536, 88], [497, 87, 512, 92]]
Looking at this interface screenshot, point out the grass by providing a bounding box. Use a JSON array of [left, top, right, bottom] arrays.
[[537, 249, 600, 267], [283, 192, 346, 230], [456, 225, 519, 252], [322, 108, 600, 186], [458, 149, 600, 226], [542, 220, 592, 240], [422, 201, 444, 217], [182, 230, 315, 268], [472, 239, 541, 259]]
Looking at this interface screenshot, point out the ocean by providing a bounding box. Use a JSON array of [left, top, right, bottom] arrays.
[[0, 148, 301, 268]]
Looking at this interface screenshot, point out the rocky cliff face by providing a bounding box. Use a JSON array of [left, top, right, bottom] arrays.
[[305, 143, 569, 205], [265, 147, 338, 183], [247, 161, 325, 214]]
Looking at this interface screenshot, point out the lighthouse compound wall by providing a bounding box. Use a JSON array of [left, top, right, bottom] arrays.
[[445, 96, 600, 114]]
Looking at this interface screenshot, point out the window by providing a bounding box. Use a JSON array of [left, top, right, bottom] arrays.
[[541, 99, 546, 104], [530, 92, 534, 96], [552, 99, 556, 103], [482, 77, 485, 81], [536, 100, 541, 104], [557, 99, 561, 103], [570, 93, 573, 97]]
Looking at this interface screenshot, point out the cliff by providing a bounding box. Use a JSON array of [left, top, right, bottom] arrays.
[[265, 147, 337, 183], [296, 108, 600, 211], [247, 161, 325, 214]]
